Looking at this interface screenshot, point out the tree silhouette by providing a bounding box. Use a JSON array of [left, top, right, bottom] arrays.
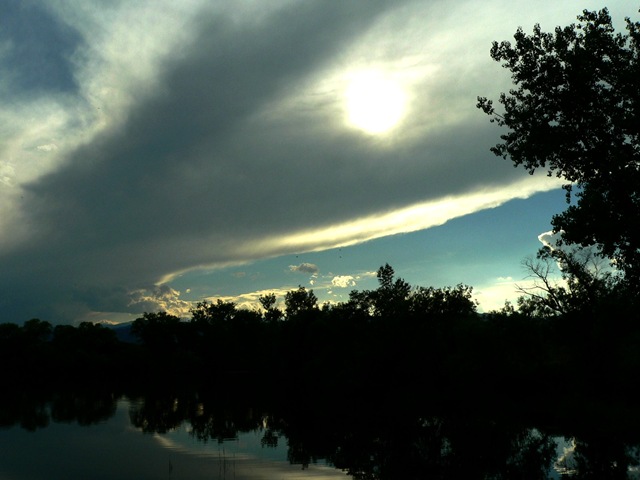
[[132, 311, 182, 346], [259, 293, 283, 323], [372, 263, 411, 318], [190, 299, 238, 326], [477, 8, 640, 285], [284, 286, 318, 319], [21, 318, 52, 344]]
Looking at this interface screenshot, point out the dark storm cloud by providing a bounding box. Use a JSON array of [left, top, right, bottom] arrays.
[[0, 1, 410, 321], [0, 0, 82, 95], [0, 0, 550, 323]]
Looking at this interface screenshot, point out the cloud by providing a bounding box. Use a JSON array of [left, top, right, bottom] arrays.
[[120, 285, 191, 319], [36, 144, 58, 152], [205, 288, 291, 312], [289, 263, 320, 275], [331, 275, 357, 288], [538, 230, 562, 249], [0, 162, 14, 186], [0, 0, 82, 95], [1, 0, 623, 323]]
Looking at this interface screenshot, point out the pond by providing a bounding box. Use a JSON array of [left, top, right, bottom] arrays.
[[1, 397, 347, 479], [1, 389, 640, 479]]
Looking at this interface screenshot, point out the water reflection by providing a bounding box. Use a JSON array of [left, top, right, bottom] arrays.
[[1, 389, 640, 479], [554, 436, 640, 479], [0, 390, 116, 431]]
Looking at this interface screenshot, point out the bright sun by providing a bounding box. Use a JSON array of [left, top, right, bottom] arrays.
[[345, 72, 406, 134]]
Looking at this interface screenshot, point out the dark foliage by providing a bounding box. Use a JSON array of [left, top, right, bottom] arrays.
[[2, 259, 639, 478], [2, 262, 638, 402], [477, 8, 640, 285]]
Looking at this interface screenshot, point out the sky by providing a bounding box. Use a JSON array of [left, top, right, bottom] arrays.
[[0, 0, 635, 324]]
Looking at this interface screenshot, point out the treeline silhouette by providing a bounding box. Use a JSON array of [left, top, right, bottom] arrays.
[[2, 262, 639, 402]]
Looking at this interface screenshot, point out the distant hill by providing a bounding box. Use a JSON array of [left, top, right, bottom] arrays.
[[106, 322, 138, 343]]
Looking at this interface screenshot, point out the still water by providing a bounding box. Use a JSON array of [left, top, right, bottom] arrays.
[[1, 391, 639, 479], [0, 397, 347, 480]]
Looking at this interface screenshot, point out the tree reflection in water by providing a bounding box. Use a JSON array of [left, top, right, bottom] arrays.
[[554, 435, 640, 479], [2, 388, 640, 479], [0, 390, 117, 431], [124, 388, 640, 480]]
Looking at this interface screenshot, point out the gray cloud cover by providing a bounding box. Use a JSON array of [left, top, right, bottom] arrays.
[[0, 0, 81, 94], [2, 0, 616, 322]]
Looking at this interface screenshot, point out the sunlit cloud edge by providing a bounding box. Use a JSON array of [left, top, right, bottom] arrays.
[[254, 176, 564, 258], [158, 176, 564, 286]]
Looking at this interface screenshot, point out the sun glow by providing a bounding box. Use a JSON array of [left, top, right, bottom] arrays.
[[345, 72, 406, 134]]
